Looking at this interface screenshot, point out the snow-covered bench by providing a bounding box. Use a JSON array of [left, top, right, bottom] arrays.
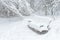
[[24, 15, 53, 35]]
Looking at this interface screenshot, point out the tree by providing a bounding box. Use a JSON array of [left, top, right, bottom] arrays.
[[26, 0, 55, 16], [0, 0, 23, 17], [18, 0, 34, 16]]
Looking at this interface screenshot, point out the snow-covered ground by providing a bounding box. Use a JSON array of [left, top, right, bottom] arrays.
[[0, 15, 60, 40]]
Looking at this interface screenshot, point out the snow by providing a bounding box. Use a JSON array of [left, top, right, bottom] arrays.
[[0, 15, 59, 40]]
